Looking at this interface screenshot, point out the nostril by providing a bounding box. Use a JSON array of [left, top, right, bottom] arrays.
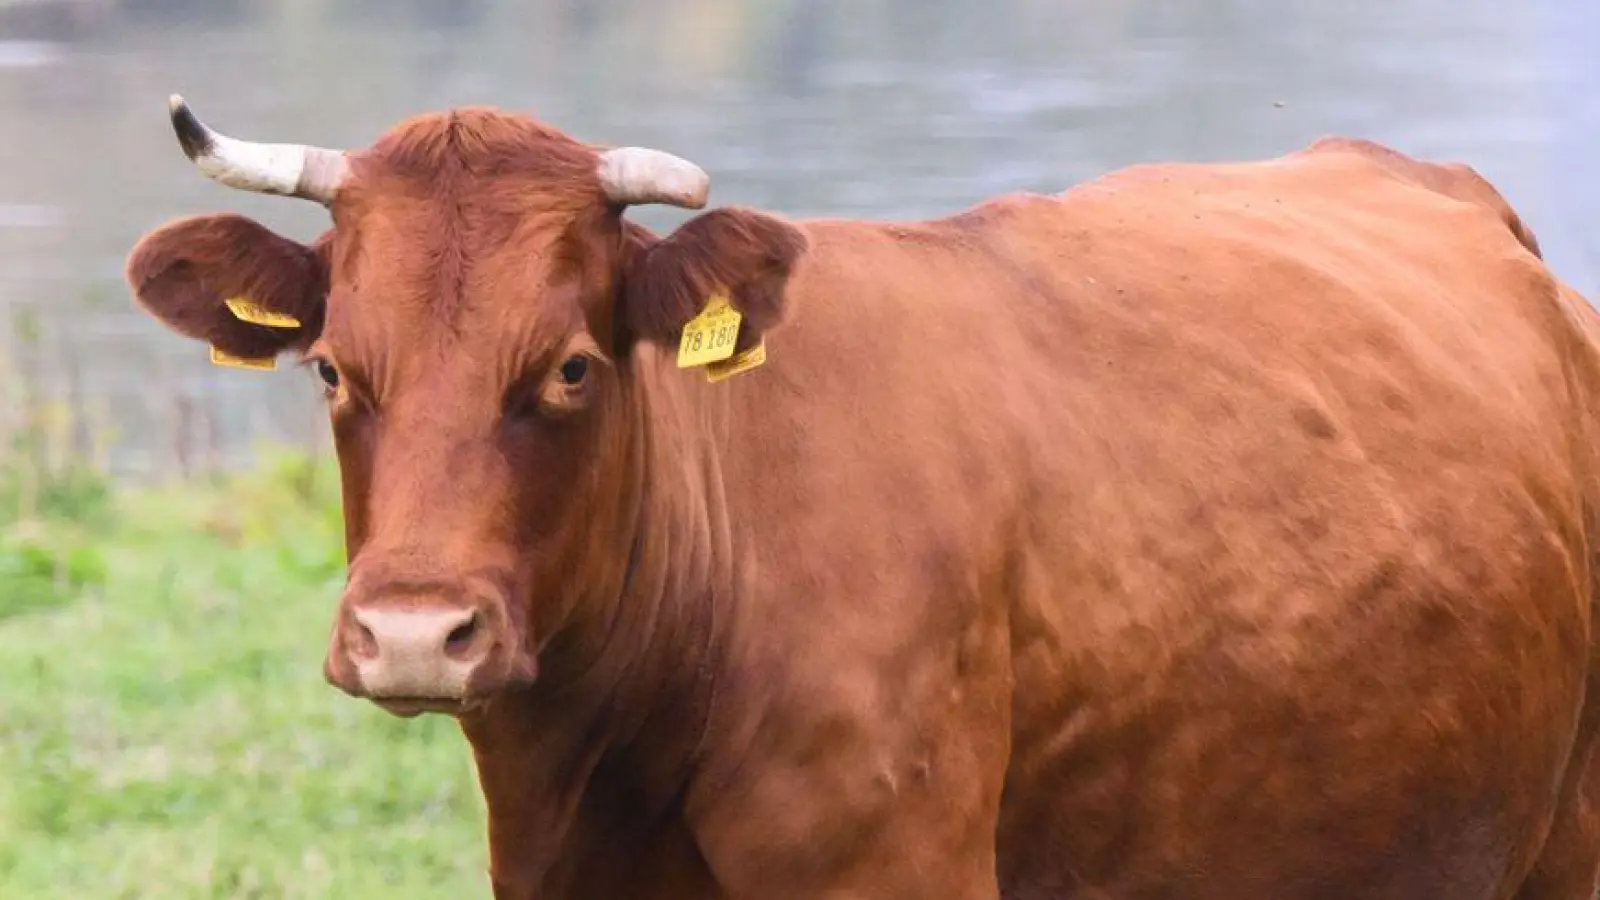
[[350, 617, 379, 660], [444, 611, 481, 657]]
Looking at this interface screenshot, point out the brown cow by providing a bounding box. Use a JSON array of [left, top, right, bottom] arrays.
[[125, 94, 1600, 900]]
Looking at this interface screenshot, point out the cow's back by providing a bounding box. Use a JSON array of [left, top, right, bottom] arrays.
[[705, 139, 1600, 898]]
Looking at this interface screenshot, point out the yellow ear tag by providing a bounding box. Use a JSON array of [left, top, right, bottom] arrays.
[[224, 297, 301, 329], [676, 293, 741, 369], [705, 340, 766, 383], [209, 345, 277, 371]]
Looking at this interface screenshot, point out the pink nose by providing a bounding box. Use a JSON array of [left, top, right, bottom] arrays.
[[340, 605, 491, 700]]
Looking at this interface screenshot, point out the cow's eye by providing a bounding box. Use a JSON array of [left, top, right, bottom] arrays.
[[558, 355, 588, 386], [315, 359, 340, 390]]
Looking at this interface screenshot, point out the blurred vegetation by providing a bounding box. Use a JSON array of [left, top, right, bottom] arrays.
[[0, 392, 489, 898]]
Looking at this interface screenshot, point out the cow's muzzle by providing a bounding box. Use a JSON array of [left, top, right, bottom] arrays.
[[323, 573, 531, 715]]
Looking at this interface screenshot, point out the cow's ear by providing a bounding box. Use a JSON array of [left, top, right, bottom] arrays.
[[125, 213, 329, 361], [619, 207, 808, 356]]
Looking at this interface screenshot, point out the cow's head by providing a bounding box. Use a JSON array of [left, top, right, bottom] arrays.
[[126, 96, 805, 717]]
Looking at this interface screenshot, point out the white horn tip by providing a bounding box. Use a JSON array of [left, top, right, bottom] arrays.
[[166, 92, 213, 162], [599, 147, 711, 210], [680, 179, 710, 209]]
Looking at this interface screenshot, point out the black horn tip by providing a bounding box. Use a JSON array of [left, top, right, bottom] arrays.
[[167, 93, 213, 161]]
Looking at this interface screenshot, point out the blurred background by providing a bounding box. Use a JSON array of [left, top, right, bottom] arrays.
[[0, 0, 1596, 897]]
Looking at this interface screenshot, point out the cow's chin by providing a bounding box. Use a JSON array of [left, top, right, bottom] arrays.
[[370, 696, 469, 718]]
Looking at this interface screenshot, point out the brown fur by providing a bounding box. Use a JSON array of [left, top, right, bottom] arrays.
[[126, 107, 1600, 900]]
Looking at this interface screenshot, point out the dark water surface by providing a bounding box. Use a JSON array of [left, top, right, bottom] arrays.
[[1, 0, 1595, 476]]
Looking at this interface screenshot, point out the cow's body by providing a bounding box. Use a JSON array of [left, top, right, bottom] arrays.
[[127, 102, 1600, 899]]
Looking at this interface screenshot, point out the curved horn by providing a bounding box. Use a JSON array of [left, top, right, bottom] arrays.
[[167, 94, 348, 205], [597, 147, 710, 209]]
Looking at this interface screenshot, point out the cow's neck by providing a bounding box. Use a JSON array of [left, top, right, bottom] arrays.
[[459, 346, 735, 893]]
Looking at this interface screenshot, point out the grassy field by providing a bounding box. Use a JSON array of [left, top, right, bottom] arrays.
[[0, 445, 491, 898]]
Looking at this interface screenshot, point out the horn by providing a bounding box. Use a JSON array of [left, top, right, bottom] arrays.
[[167, 94, 348, 205], [597, 147, 710, 209]]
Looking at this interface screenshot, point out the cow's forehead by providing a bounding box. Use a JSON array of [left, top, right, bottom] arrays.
[[306, 110, 637, 378], [320, 115, 610, 323], [321, 241, 585, 357], [342, 107, 607, 208], [318, 207, 597, 387]]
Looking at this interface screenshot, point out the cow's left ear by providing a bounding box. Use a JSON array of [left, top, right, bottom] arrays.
[[126, 213, 330, 361], [620, 207, 808, 356]]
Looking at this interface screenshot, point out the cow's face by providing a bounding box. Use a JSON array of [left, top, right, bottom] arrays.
[[125, 99, 804, 716]]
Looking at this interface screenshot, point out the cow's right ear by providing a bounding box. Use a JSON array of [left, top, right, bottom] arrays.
[[618, 207, 808, 357], [125, 213, 329, 360]]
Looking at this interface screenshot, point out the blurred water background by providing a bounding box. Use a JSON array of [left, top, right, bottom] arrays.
[[1, 0, 1596, 480]]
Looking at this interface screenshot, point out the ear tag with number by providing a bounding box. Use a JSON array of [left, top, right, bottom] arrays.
[[224, 297, 301, 329], [676, 293, 742, 369]]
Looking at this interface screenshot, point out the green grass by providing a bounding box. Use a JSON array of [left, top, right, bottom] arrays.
[[0, 446, 491, 899]]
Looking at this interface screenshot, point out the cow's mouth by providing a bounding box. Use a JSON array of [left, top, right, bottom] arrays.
[[371, 696, 465, 718]]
